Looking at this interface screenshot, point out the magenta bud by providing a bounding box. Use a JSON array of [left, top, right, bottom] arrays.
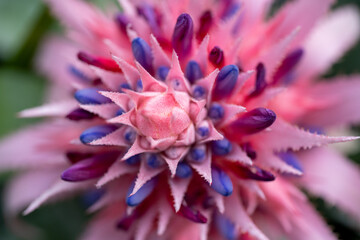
[[237, 165, 275, 181], [178, 205, 207, 223], [66, 108, 96, 121], [224, 108, 276, 139], [114, 13, 130, 34], [212, 65, 239, 101], [172, 13, 194, 58], [247, 62, 267, 99], [209, 46, 224, 68], [77, 52, 121, 72], [273, 48, 304, 85], [61, 151, 120, 181], [197, 10, 213, 41]]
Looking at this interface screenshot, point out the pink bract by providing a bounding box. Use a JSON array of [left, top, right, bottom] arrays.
[[1, 0, 360, 239]]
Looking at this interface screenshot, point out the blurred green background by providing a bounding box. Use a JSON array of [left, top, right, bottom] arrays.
[[0, 0, 359, 239]]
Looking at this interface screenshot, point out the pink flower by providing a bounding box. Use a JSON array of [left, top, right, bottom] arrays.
[[1, 0, 360, 239]]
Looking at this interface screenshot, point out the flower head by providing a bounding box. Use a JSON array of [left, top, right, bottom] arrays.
[[1, 0, 360, 239]]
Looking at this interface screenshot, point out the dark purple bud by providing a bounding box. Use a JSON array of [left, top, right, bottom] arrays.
[[176, 162, 193, 178], [116, 213, 137, 231], [82, 189, 105, 208], [123, 128, 136, 144], [115, 13, 130, 34], [215, 213, 236, 240], [209, 46, 224, 68], [192, 85, 206, 99], [211, 166, 233, 196], [273, 48, 304, 85], [115, 108, 125, 117], [208, 103, 225, 120], [178, 205, 207, 223], [196, 126, 210, 138], [132, 37, 154, 74], [77, 52, 121, 72], [136, 79, 143, 92], [119, 82, 132, 92], [224, 108, 276, 140], [66, 151, 94, 164], [61, 151, 119, 181], [146, 154, 164, 168], [157, 66, 169, 81], [233, 165, 275, 181], [212, 65, 239, 101], [277, 151, 303, 173], [188, 145, 206, 162], [211, 139, 232, 156], [197, 10, 213, 41], [172, 13, 194, 58], [80, 124, 118, 144], [185, 60, 203, 84], [125, 154, 141, 165], [241, 142, 257, 160], [126, 178, 156, 206], [75, 88, 112, 105], [66, 108, 96, 121], [247, 63, 267, 99], [137, 4, 161, 36]]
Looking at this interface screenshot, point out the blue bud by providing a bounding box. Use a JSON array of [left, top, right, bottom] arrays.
[[176, 162, 193, 178], [277, 151, 303, 173], [196, 126, 210, 138], [80, 124, 118, 144], [119, 83, 131, 92], [68, 65, 90, 82], [215, 213, 236, 240], [115, 108, 125, 116], [211, 166, 233, 196], [132, 37, 154, 74], [136, 79, 143, 92], [172, 13, 194, 58], [124, 128, 136, 144], [146, 154, 164, 168], [157, 66, 170, 81], [126, 178, 156, 206], [185, 60, 203, 84], [74, 88, 112, 105], [125, 154, 141, 165], [188, 146, 206, 162], [211, 139, 232, 156], [192, 85, 206, 99], [208, 103, 225, 120], [212, 65, 239, 101]]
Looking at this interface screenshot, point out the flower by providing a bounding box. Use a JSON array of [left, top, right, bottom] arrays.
[[1, 0, 360, 239]]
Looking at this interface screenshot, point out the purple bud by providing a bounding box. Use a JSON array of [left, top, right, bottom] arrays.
[[125, 154, 141, 165], [136, 79, 143, 92], [157, 66, 169, 81], [126, 178, 156, 206], [185, 60, 203, 84], [176, 162, 193, 178], [211, 138, 232, 156], [224, 108, 276, 140], [172, 13, 194, 58], [241, 142, 257, 160], [68, 65, 91, 82], [119, 82, 131, 92], [116, 213, 137, 231], [115, 108, 125, 117], [137, 4, 161, 36], [66, 108, 96, 121], [115, 13, 130, 34], [74, 88, 112, 105], [209, 46, 224, 68], [196, 126, 210, 138], [124, 128, 136, 144], [211, 166, 233, 196], [277, 151, 303, 173], [247, 62, 267, 99], [61, 151, 119, 181], [215, 213, 236, 240], [178, 205, 207, 223], [273, 48, 304, 85], [132, 37, 154, 74], [66, 152, 94, 164], [212, 65, 239, 101], [192, 85, 206, 99], [80, 124, 118, 144], [197, 10, 213, 41]]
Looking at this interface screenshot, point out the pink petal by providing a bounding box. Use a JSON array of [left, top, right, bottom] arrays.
[[134, 208, 157, 240], [100, 91, 131, 111], [80, 103, 119, 119], [189, 149, 212, 184], [298, 147, 360, 222], [122, 136, 159, 160], [192, 35, 210, 72], [112, 55, 139, 88], [95, 161, 135, 188], [196, 69, 219, 106], [168, 177, 191, 212], [157, 198, 173, 235], [135, 62, 168, 92], [166, 51, 191, 92], [162, 146, 189, 176], [224, 144, 253, 166], [297, 6, 360, 80], [150, 34, 171, 68], [218, 104, 246, 128], [89, 127, 129, 147], [92, 67, 126, 90], [19, 100, 77, 118]]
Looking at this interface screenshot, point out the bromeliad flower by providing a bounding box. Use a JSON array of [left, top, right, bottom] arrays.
[[1, 0, 360, 239]]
